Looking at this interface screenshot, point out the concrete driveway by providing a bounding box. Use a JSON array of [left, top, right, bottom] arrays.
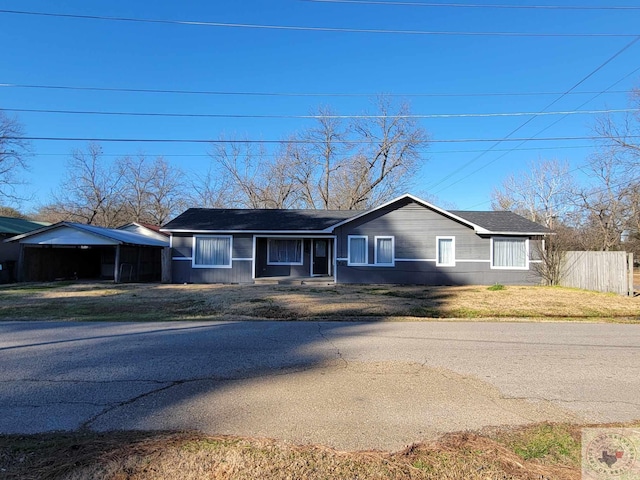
[[1, 321, 639, 451]]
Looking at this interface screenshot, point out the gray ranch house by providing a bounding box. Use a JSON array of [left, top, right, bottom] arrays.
[[161, 194, 548, 285]]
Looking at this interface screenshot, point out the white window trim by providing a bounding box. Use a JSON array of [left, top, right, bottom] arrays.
[[267, 238, 304, 266], [347, 235, 368, 266], [192, 235, 233, 269], [436, 236, 456, 267], [374, 236, 395, 266], [490, 237, 529, 270]]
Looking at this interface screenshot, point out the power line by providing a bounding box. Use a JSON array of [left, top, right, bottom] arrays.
[[457, 65, 640, 209], [303, 0, 640, 11], [427, 36, 640, 192], [4, 107, 638, 120], [0, 9, 637, 37], [1, 83, 633, 98], [10, 135, 640, 144], [29, 144, 605, 158]]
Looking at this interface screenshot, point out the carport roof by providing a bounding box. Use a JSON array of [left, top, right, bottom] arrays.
[[0, 216, 49, 235], [5, 222, 169, 247]]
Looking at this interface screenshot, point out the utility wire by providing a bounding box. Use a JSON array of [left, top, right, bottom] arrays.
[[303, 0, 640, 11], [9, 135, 640, 144], [28, 144, 610, 159], [4, 107, 638, 120], [426, 36, 640, 192], [432, 63, 640, 195], [0, 9, 637, 37], [0, 83, 633, 98]]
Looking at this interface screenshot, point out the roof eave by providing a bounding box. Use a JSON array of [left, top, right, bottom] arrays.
[[161, 229, 336, 235], [480, 230, 550, 236]]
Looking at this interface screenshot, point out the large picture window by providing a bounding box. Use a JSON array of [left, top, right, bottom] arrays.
[[436, 236, 455, 267], [375, 236, 394, 266], [348, 235, 368, 265], [492, 237, 528, 269], [193, 236, 232, 268], [268, 239, 303, 265]]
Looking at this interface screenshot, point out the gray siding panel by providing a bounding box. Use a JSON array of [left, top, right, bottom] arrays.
[[170, 233, 254, 284], [337, 261, 540, 285], [335, 200, 487, 261], [255, 237, 311, 278], [173, 260, 253, 284], [191, 260, 253, 283], [172, 260, 192, 283], [335, 198, 541, 286], [171, 235, 192, 258], [233, 235, 253, 258]]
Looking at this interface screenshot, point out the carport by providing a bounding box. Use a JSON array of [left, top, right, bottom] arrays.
[[6, 222, 170, 283]]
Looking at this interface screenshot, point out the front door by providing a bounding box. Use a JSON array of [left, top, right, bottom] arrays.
[[312, 239, 329, 276]]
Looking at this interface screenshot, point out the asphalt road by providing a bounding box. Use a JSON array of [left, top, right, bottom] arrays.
[[1, 321, 639, 451]]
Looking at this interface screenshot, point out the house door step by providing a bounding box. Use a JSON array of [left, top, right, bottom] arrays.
[[254, 276, 334, 286]]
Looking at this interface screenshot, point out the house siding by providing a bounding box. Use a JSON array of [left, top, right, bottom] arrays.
[[165, 196, 545, 286], [335, 198, 541, 285], [170, 233, 254, 283], [255, 237, 312, 278], [336, 262, 539, 285]]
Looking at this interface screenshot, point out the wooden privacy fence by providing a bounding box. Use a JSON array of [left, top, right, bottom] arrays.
[[560, 251, 634, 296]]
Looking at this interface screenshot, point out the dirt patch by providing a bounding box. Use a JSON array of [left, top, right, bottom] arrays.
[[0, 282, 637, 322]]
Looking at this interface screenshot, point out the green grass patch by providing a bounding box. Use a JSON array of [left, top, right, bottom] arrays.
[[487, 284, 505, 291], [495, 423, 581, 465]]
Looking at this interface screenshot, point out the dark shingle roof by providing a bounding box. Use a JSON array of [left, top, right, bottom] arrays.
[[162, 208, 360, 232], [450, 210, 548, 234]]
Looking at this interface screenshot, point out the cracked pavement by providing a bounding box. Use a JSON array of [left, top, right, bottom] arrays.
[[1, 321, 639, 450]]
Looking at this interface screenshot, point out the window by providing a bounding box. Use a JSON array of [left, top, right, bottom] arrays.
[[348, 235, 368, 265], [193, 236, 232, 268], [268, 239, 303, 265], [375, 236, 394, 266], [436, 236, 455, 267], [492, 237, 528, 269]]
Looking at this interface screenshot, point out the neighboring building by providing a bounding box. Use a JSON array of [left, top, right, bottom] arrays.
[[118, 222, 170, 242], [161, 194, 548, 285], [0, 216, 49, 283], [6, 222, 169, 282]]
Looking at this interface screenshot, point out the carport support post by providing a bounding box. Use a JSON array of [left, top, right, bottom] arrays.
[[114, 245, 121, 283], [629, 253, 634, 297], [17, 243, 25, 282]]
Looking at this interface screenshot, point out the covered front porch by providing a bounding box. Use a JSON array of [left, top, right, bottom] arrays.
[[253, 236, 336, 282]]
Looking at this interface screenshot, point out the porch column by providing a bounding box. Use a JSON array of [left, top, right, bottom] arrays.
[[114, 245, 121, 283]]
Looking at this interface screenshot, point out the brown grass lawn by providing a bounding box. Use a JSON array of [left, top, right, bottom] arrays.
[[0, 281, 637, 322], [1, 422, 617, 480]]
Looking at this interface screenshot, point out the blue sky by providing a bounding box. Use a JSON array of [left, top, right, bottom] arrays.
[[1, 0, 639, 213]]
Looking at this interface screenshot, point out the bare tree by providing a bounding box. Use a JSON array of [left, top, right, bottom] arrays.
[[347, 97, 428, 209], [571, 149, 633, 251], [44, 143, 126, 227], [491, 159, 575, 228], [189, 167, 234, 208], [145, 157, 188, 225], [209, 97, 429, 210], [0, 205, 28, 218], [0, 111, 30, 202], [582, 91, 640, 254], [492, 159, 578, 285], [118, 155, 187, 225], [210, 139, 299, 209]]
